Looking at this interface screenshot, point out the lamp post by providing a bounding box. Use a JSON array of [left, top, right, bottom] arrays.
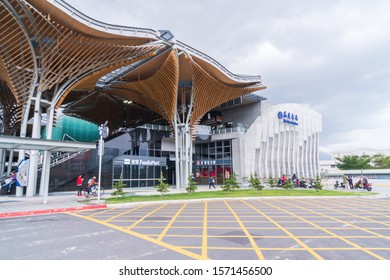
[[98, 121, 108, 201]]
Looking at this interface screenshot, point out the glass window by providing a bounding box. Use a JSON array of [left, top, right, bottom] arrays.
[[132, 165, 139, 179], [148, 166, 154, 179], [140, 165, 146, 179], [113, 164, 122, 179]]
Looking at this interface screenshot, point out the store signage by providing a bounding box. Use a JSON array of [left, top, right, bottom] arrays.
[[278, 111, 299, 126], [196, 160, 216, 166], [124, 159, 161, 166]]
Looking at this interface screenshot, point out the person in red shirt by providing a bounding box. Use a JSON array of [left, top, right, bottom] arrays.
[[76, 174, 84, 196]]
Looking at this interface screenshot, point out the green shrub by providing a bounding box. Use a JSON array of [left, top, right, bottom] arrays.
[[186, 175, 198, 194], [267, 176, 277, 189], [313, 175, 324, 192], [111, 177, 126, 198], [249, 172, 264, 192], [221, 172, 241, 191], [154, 172, 170, 197]]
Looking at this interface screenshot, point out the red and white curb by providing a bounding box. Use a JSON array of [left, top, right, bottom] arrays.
[[0, 204, 107, 218]]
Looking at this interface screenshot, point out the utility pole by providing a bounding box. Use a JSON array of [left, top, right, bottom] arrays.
[[98, 121, 109, 201]]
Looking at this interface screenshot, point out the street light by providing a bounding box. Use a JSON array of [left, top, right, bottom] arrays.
[[98, 121, 109, 201]]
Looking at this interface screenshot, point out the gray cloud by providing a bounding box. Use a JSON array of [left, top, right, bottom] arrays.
[[66, 0, 390, 153]]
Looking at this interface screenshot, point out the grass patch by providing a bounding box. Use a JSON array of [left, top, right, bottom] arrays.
[[103, 188, 375, 204]]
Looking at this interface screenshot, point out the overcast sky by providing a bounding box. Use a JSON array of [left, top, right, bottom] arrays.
[[66, 0, 390, 156]]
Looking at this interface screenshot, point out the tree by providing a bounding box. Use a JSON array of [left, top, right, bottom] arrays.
[[267, 176, 277, 189], [335, 155, 373, 170], [111, 176, 126, 198], [312, 175, 324, 192], [249, 172, 264, 192], [371, 154, 390, 169], [221, 172, 241, 191], [186, 175, 198, 194], [154, 172, 169, 197], [282, 178, 294, 190]]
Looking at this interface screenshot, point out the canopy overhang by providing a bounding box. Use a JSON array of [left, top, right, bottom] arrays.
[[0, 135, 96, 152]]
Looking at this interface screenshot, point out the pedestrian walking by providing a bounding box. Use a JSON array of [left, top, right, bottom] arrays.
[[209, 176, 216, 189], [77, 174, 84, 196]]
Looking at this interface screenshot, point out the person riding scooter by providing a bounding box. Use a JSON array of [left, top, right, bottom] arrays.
[[354, 177, 372, 191]]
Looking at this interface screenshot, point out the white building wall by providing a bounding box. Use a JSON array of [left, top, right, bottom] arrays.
[[244, 102, 322, 180]]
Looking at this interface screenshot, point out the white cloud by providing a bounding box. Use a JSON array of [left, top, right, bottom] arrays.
[[64, 0, 390, 153]]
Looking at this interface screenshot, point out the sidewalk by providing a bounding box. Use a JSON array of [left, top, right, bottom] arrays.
[[0, 186, 214, 218]]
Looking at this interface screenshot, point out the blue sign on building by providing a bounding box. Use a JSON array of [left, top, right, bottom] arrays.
[[278, 111, 299, 126]]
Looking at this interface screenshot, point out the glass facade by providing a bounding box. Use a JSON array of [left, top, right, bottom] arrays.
[[112, 127, 171, 187], [193, 140, 232, 185]]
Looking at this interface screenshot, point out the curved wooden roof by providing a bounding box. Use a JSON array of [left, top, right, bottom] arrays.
[[1, 0, 266, 135]]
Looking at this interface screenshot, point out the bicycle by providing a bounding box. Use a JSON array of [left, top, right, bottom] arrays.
[[83, 184, 105, 198]]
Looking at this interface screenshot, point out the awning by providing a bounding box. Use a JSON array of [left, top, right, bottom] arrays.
[[0, 135, 96, 153]]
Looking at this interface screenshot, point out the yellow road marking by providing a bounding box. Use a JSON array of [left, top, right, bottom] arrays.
[[279, 199, 390, 240], [126, 204, 167, 230], [224, 200, 265, 260], [201, 201, 208, 259], [68, 211, 207, 260], [157, 203, 187, 241], [242, 200, 323, 260], [263, 199, 385, 260], [301, 199, 390, 226], [103, 205, 145, 222]]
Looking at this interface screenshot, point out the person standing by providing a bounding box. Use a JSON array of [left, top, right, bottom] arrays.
[[209, 176, 216, 189], [343, 174, 349, 189], [347, 174, 353, 189], [76, 174, 84, 196]]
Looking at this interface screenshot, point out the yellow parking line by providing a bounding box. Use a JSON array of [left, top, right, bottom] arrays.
[[68, 212, 206, 260], [304, 201, 390, 226], [202, 201, 208, 259], [242, 200, 323, 260], [265, 199, 385, 260], [281, 200, 390, 240], [224, 201, 265, 260], [104, 205, 145, 222], [126, 204, 167, 230], [157, 203, 187, 241]]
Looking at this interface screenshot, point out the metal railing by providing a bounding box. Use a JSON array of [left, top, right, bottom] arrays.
[[176, 40, 264, 84], [211, 126, 247, 135], [50, 0, 161, 39]]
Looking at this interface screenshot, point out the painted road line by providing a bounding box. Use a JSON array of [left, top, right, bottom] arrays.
[[224, 200, 265, 260], [157, 203, 187, 241], [126, 204, 167, 230], [266, 199, 385, 260], [68, 211, 206, 260], [314, 199, 390, 222], [283, 199, 390, 240], [202, 201, 208, 259], [102, 205, 145, 222], [241, 200, 323, 260]]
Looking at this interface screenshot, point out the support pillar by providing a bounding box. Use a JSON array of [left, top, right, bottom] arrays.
[[39, 107, 54, 203], [26, 91, 42, 197]]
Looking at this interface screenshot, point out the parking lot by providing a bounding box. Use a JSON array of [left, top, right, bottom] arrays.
[[70, 196, 390, 260]]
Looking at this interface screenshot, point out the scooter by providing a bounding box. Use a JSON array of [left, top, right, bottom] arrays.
[[353, 180, 372, 191], [334, 180, 346, 189]]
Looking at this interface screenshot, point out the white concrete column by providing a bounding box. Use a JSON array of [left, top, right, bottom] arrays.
[[26, 91, 42, 197]]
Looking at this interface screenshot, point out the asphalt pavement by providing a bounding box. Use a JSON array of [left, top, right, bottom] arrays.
[[1, 184, 389, 219]]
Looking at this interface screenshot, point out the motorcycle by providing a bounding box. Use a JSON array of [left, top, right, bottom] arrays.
[[353, 179, 372, 191], [334, 180, 347, 189]]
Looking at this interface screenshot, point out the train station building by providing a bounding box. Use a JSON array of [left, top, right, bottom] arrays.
[[0, 0, 321, 196]]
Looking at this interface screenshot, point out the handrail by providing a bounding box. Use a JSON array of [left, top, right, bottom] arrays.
[[50, 0, 161, 40], [176, 40, 264, 84]]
